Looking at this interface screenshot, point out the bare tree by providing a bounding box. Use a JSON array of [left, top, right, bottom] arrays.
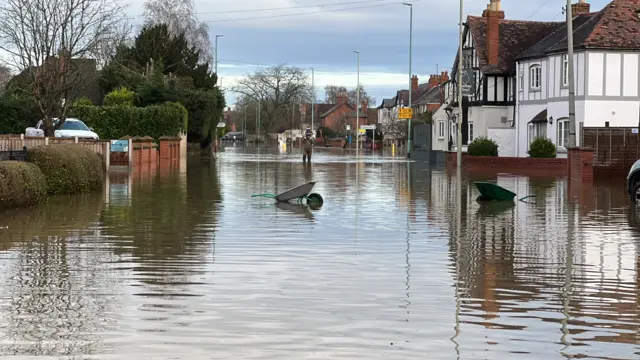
[[324, 84, 376, 107], [0, 0, 126, 135], [90, 19, 132, 70], [232, 64, 312, 133], [143, 0, 213, 64]]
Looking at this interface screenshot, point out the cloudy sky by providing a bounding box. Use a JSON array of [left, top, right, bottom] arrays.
[[128, 0, 610, 107]]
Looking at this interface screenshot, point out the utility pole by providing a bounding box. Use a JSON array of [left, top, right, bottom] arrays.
[[403, 2, 413, 157], [214, 34, 223, 86], [354, 50, 360, 153], [566, 1, 576, 147], [457, 0, 463, 168]]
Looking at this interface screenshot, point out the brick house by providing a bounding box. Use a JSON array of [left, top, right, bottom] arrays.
[[300, 91, 372, 135], [413, 72, 450, 115]]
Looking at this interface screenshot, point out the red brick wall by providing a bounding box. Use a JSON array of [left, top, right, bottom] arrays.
[[446, 152, 568, 173]]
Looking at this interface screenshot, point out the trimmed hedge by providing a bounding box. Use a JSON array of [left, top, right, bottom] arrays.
[[468, 136, 499, 156], [71, 102, 187, 139], [528, 137, 557, 158], [27, 144, 105, 195], [0, 161, 47, 210]]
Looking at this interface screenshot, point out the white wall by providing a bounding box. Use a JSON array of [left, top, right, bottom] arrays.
[[432, 104, 450, 152], [487, 128, 516, 157], [587, 51, 639, 98], [468, 105, 512, 141], [583, 100, 639, 127]]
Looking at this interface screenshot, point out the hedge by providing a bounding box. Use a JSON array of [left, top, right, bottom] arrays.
[[468, 136, 499, 156], [528, 137, 556, 158], [71, 102, 187, 139], [103, 87, 135, 107], [27, 144, 105, 195], [0, 161, 47, 210]]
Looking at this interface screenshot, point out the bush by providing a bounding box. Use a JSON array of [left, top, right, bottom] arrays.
[[74, 97, 94, 106], [27, 144, 104, 195], [0, 94, 41, 134], [467, 136, 499, 156], [103, 87, 135, 107], [71, 102, 187, 139], [0, 161, 47, 210], [528, 137, 556, 158]]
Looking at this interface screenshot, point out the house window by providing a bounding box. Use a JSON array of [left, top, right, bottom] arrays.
[[438, 121, 446, 139], [561, 54, 569, 87], [468, 122, 474, 144], [529, 65, 542, 90], [519, 68, 524, 91], [557, 118, 570, 149], [528, 122, 547, 145]]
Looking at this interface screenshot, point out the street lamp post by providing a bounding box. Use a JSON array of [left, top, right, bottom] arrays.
[[215, 34, 223, 86], [457, 0, 463, 168], [566, 0, 576, 147], [403, 2, 413, 157], [353, 51, 360, 152], [310, 67, 315, 138]]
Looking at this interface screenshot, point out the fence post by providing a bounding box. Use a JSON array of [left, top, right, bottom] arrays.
[[74, 136, 79, 144], [128, 138, 133, 168], [44, 137, 49, 146], [103, 141, 110, 172]]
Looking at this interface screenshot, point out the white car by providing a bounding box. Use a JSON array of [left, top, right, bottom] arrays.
[[25, 118, 99, 140]]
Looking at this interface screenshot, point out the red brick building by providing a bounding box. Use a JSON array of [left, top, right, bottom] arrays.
[[300, 91, 377, 133]]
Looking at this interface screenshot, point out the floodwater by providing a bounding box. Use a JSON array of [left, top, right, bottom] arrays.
[[0, 147, 639, 359]]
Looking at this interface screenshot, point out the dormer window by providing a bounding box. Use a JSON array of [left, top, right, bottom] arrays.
[[529, 65, 542, 90]]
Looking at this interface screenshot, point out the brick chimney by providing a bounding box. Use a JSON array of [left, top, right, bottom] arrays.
[[411, 75, 419, 91], [482, 0, 505, 66], [571, 0, 590, 15], [336, 91, 348, 105], [361, 100, 368, 112], [441, 71, 449, 83], [428, 74, 440, 88]]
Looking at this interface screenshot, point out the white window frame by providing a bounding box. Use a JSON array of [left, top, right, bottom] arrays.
[[438, 120, 446, 139], [557, 118, 570, 149], [519, 68, 524, 92], [528, 122, 547, 146], [529, 65, 542, 90], [468, 122, 474, 144], [561, 54, 569, 87]]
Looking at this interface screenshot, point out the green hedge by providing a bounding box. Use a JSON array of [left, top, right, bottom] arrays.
[[0, 161, 47, 210], [468, 136, 499, 156], [27, 144, 105, 195], [72, 102, 187, 139], [528, 138, 556, 158], [0, 94, 41, 134]]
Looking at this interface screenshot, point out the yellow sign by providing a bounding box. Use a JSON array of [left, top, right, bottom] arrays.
[[399, 108, 413, 119], [358, 128, 366, 133]]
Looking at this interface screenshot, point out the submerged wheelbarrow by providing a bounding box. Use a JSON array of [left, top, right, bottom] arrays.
[[251, 181, 324, 207], [474, 181, 535, 203]]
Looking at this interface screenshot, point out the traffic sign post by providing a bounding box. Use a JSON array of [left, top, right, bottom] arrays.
[[399, 108, 412, 119]]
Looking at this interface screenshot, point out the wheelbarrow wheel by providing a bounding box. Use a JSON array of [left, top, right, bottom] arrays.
[[306, 193, 323, 207]]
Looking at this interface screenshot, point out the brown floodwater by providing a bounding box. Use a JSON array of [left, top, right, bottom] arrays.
[[0, 147, 638, 359]]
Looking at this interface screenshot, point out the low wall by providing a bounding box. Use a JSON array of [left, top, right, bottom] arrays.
[[446, 152, 568, 174], [111, 138, 181, 167], [411, 149, 447, 164]]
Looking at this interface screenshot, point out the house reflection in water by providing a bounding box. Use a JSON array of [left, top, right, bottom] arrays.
[[424, 169, 640, 357]]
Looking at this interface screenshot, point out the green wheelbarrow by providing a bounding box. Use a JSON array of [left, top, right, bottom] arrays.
[[474, 181, 535, 203], [251, 181, 324, 207]]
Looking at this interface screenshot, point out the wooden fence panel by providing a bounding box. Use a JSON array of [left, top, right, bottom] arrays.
[[582, 127, 640, 174]]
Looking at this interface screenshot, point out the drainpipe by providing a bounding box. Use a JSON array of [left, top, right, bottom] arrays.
[[514, 62, 520, 157]]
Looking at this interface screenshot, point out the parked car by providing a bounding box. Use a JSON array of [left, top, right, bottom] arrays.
[[25, 118, 99, 140], [221, 132, 245, 142], [627, 160, 640, 204]]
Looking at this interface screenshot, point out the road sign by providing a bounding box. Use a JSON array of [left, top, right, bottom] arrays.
[[110, 139, 128, 153], [217, 122, 226, 128], [361, 124, 376, 130], [399, 108, 413, 119], [358, 128, 366, 134]]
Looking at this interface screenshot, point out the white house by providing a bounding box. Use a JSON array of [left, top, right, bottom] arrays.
[[446, 0, 562, 156], [515, 0, 640, 158]]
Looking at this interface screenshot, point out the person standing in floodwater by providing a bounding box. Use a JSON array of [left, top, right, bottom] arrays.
[[303, 128, 313, 163]]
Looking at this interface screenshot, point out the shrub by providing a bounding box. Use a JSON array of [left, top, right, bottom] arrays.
[[528, 137, 556, 158], [0, 161, 47, 210], [27, 144, 104, 195], [103, 87, 135, 107], [468, 136, 499, 156], [71, 102, 187, 139], [0, 94, 41, 134], [74, 97, 94, 106]]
